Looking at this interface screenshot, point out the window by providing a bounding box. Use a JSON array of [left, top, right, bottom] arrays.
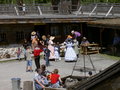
[[51, 26, 59, 36], [0, 33, 6, 42], [0, 28, 6, 42], [16, 31, 24, 42], [63, 24, 71, 35]]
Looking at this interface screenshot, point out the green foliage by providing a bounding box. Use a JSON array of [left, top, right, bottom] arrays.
[[0, 0, 120, 4], [80, 0, 120, 4], [0, 0, 51, 4], [34, 0, 50, 3], [0, 0, 16, 4]]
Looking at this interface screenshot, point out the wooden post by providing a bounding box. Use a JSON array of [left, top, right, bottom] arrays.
[[23, 81, 33, 90], [100, 28, 104, 52], [80, 24, 83, 36]]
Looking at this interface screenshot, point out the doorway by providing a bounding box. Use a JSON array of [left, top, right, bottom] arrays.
[[34, 25, 47, 40]]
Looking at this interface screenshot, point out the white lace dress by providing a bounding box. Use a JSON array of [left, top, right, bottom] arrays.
[[65, 42, 77, 61], [54, 47, 60, 59]]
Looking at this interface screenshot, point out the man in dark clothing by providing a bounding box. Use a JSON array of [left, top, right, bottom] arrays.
[[112, 33, 120, 55], [23, 39, 30, 60]]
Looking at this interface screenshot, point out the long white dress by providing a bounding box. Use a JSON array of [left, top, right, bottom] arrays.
[[65, 42, 77, 61]]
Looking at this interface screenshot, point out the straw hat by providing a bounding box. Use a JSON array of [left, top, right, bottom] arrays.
[[71, 30, 75, 34], [67, 35, 72, 38], [31, 31, 36, 35], [83, 37, 87, 40], [50, 36, 55, 40]]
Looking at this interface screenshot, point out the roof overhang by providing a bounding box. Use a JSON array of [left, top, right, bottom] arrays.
[[0, 15, 93, 24], [87, 18, 120, 29]]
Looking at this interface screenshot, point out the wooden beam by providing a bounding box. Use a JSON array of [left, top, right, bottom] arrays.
[[100, 28, 104, 52]]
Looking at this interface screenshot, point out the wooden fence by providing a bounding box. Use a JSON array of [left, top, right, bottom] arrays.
[[0, 3, 120, 17]]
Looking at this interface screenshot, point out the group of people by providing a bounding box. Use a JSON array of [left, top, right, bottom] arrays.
[[19, 29, 89, 70], [63, 30, 90, 61], [20, 31, 64, 89], [34, 64, 63, 90], [16, 29, 90, 89], [16, 29, 90, 70], [30, 30, 82, 67]]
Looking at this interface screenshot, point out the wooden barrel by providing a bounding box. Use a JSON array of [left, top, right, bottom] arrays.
[[23, 81, 33, 90]]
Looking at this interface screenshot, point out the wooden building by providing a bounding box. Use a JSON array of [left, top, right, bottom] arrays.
[[0, 3, 120, 56], [0, 15, 120, 51], [87, 19, 120, 54], [0, 16, 89, 44]]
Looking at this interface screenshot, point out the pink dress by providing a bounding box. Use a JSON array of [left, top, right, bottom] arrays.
[[48, 40, 55, 59]]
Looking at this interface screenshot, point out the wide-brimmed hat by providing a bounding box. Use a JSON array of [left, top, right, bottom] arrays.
[[67, 35, 72, 38], [83, 37, 87, 40], [71, 30, 75, 33], [31, 31, 36, 35], [50, 36, 55, 40]]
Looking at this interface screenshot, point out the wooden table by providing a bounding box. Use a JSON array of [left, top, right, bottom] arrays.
[[81, 43, 99, 55]]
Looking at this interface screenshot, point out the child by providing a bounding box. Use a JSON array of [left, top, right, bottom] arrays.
[[26, 46, 33, 72], [16, 47, 22, 60], [44, 47, 51, 67], [49, 69, 62, 88], [56, 42, 60, 56], [35, 64, 51, 79], [54, 44, 60, 61], [41, 64, 51, 75]]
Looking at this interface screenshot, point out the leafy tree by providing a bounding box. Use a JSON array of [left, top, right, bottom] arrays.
[[0, 0, 120, 4]]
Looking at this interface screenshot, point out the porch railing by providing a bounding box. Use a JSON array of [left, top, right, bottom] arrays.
[[76, 3, 120, 17], [0, 3, 120, 17]]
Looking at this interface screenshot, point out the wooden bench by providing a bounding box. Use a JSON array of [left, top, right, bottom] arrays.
[[81, 44, 99, 55]]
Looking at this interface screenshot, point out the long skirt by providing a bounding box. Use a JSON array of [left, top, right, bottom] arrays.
[[65, 47, 77, 61], [48, 45, 55, 60]]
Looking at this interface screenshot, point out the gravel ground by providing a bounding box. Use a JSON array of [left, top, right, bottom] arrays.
[[0, 54, 118, 90]]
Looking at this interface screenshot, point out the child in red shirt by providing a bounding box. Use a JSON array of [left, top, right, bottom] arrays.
[[16, 47, 22, 60], [50, 69, 62, 88]]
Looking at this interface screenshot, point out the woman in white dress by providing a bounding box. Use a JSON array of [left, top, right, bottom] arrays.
[[64, 40, 77, 62]]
